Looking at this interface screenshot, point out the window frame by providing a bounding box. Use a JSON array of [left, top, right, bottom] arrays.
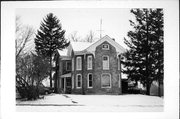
[[76, 56, 82, 70], [102, 55, 109, 70], [87, 55, 93, 70], [87, 73, 93, 88], [76, 74, 82, 89], [101, 73, 111, 88], [66, 61, 71, 71], [102, 44, 109, 50]]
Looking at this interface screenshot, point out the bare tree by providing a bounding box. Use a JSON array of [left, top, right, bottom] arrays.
[[16, 16, 35, 58], [85, 30, 96, 43], [68, 31, 81, 42]]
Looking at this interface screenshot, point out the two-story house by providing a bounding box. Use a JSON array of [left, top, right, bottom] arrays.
[[53, 35, 126, 94]]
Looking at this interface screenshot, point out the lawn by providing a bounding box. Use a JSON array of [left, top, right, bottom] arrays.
[[16, 94, 163, 112]]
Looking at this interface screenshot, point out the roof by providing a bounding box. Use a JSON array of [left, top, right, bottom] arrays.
[[85, 35, 126, 54], [57, 35, 125, 56], [71, 42, 93, 52]]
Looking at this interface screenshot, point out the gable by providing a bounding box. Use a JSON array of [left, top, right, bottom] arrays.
[[85, 35, 125, 54], [57, 35, 125, 57]]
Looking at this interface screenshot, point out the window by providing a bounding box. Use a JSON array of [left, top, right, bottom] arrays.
[[87, 73, 93, 88], [102, 44, 109, 50], [102, 56, 109, 70], [87, 55, 92, 70], [66, 62, 71, 71], [76, 57, 82, 70], [101, 73, 111, 88], [76, 74, 82, 88]]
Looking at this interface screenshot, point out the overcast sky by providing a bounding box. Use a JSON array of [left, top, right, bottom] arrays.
[[16, 8, 135, 49]]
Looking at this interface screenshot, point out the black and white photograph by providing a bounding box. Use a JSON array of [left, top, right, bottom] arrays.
[[1, 1, 179, 119]]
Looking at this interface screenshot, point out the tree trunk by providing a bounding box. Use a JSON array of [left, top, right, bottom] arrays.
[[145, 10, 150, 96], [50, 55, 52, 88], [158, 80, 161, 97], [146, 82, 150, 95]]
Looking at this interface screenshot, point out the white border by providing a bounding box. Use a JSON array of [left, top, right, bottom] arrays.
[[1, 1, 179, 119]]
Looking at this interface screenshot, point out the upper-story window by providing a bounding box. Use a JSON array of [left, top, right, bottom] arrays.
[[66, 62, 71, 71], [102, 55, 109, 70], [76, 56, 82, 70], [102, 44, 109, 50], [87, 55, 92, 70]]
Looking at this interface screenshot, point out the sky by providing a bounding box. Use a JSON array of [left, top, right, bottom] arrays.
[[16, 8, 134, 49]]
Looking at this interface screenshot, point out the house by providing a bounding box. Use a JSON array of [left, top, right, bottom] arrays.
[[53, 35, 126, 94]]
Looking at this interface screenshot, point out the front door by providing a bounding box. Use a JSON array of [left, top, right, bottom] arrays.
[[65, 77, 72, 94]]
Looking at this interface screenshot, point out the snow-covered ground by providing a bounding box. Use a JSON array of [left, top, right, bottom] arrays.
[[16, 94, 163, 112]]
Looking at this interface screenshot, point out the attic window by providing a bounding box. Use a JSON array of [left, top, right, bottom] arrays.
[[102, 44, 109, 50]]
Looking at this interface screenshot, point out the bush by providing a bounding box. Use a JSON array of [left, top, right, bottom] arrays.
[[17, 86, 39, 100]]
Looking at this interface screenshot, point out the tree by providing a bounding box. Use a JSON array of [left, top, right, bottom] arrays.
[[16, 16, 34, 58], [68, 31, 81, 42], [85, 30, 96, 43], [34, 13, 70, 88], [16, 53, 50, 100], [121, 9, 164, 95]]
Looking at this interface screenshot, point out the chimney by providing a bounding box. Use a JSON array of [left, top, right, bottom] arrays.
[[112, 38, 115, 41]]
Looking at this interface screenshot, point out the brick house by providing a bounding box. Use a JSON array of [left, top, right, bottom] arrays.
[[53, 35, 125, 94]]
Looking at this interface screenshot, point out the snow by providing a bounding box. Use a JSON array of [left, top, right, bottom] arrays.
[[57, 41, 93, 56], [71, 41, 93, 52], [16, 94, 163, 112], [57, 48, 68, 56], [56, 35, 126, 57]]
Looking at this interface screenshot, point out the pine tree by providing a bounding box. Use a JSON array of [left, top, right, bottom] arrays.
[[122, 9, 163, 95], [34, 13, 70, 88]]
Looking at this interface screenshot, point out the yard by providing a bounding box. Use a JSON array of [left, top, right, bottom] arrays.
[[16, 94, 163, 112]]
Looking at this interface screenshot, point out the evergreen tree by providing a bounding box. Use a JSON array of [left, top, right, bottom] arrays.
[[121, 9, 163, 95], [34, 13, 70, 88]]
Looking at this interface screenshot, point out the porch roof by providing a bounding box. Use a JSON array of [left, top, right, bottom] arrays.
[[61, 73, 71, 78]]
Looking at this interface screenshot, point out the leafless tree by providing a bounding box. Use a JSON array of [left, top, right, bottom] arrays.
[[84, 30, 96, 43], [16, 16, 35, 58], [68, 31, 81, 42]]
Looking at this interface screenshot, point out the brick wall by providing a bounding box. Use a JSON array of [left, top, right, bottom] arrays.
[[72, 41, 122, 95], [93, 41, 121, 94]]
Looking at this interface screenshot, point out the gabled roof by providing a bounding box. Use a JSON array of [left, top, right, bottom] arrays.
[[71, 42, 93, 52], [57, 41, 93, 56], [57, 35, 125, 57], [85, 35, 125, 54]]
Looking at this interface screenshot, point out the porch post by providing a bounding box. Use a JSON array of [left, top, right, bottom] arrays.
[[64, 77, 66, 93]]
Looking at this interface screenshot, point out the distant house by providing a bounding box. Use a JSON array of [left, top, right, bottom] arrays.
[[53, 35, 126, 94]]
